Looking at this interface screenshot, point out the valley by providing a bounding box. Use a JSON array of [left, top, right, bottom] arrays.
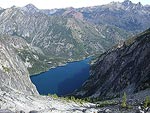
[[0, 0, 150, 113], [0, 0, 146, 75]]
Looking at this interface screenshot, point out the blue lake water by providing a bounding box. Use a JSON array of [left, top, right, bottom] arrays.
[[30, 57, 91, 96]]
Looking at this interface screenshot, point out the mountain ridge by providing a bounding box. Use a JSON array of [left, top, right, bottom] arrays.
[[0, 2, 135, 74], [0, 1, 149, 112], [74, 28, 150, 99], [0, 0, 149, 76]]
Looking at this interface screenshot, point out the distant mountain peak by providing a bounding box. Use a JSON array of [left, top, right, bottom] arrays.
[[124, 0, 130, 2], [24, 4, 38, 10], [136, 2, 143, 7], [21, 4, 39, 13], [11, 5, 17, 8], [0, 7, 4, 10], [122, 0, 133, 6]]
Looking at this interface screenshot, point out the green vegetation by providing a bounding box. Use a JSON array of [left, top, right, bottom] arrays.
[[121, 92, 127, 108], [17, 49, 50, 75], [125, 36, 136, 46], [96, 100, 117, 108], [48, 94, 58, 99], [120, 92, 133, 109], [94, 93, 133, 109], [126, 105, 133, 109], [48, 94, 88, 104], [84, 97, 91, 102], [65, 96, 88, 104], [143, 96, 150, 108], [2, 65, 10, 73]]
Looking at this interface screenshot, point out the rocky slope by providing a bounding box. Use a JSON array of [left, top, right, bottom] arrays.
[[0, 88, 98, 113], [1, 87, 150, 113], [0, 5, 129, 57], [0, 35, 38, 94], [0, 34, 99, 113], [0, 0, 149, 75], [74, 28, 150, 99], [0, 31, 149, 113]]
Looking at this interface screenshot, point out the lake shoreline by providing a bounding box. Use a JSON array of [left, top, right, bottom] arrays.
[[30, 56, 92, 96], [31, 55, 93, 77]]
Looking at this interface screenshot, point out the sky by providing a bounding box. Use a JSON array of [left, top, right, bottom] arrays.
[[0, 0, 149, 9]]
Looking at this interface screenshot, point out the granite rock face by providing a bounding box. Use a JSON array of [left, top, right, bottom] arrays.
[[74, 29, 150, 98], [0, 87, 99, 113], [0, 35, 38, 94]]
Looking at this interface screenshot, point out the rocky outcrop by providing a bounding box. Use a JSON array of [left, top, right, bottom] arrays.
[[74, 29, 150, 99], [0, 84, 99, 113], [0, 35, 38, 94], [0, 85, 149, 113]]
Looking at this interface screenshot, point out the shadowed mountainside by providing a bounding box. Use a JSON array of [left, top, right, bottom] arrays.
[[74, 28, 150, 99]]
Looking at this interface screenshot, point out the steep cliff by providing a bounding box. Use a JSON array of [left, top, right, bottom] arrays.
[[74, 28, 150, 99], [0, 35, 38, 94]]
